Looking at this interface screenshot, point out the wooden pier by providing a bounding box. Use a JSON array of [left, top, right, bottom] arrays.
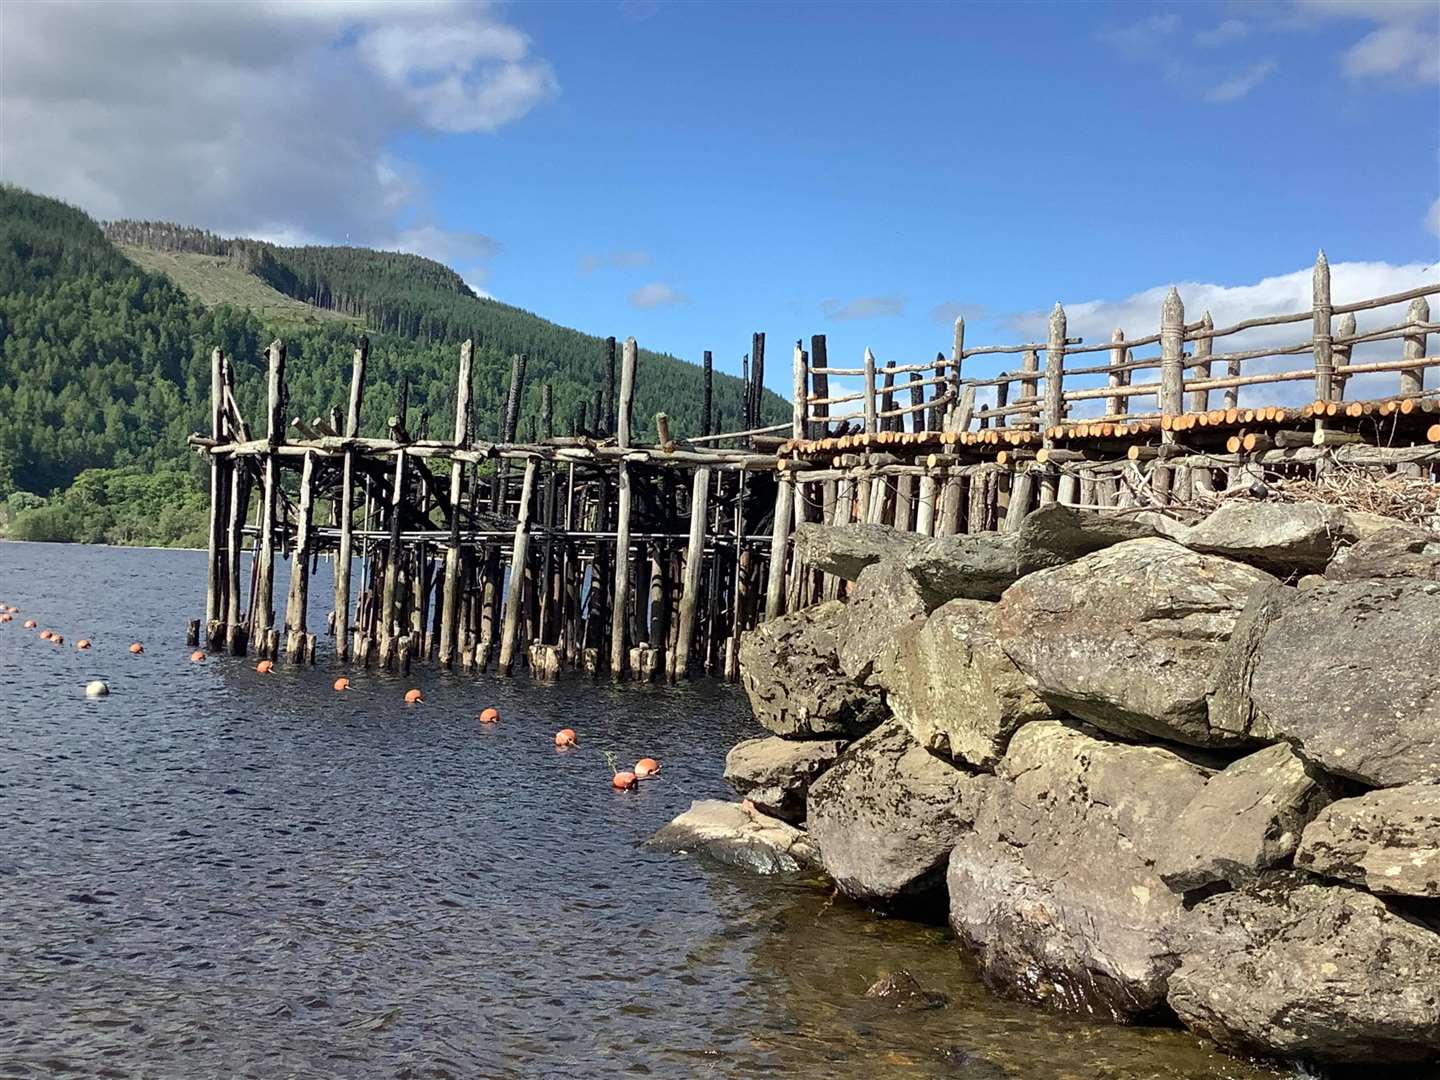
[[189, 254, 1439, 681]]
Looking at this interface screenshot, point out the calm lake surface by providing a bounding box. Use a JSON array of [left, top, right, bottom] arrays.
[[1, 542, 1297, 1078]]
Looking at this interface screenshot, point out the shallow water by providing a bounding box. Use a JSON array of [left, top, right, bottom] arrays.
[[1, 541, 1300, 1078]]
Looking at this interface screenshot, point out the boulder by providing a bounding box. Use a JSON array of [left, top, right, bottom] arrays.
[[1013, 503, 1159, 571], [1326, 522, 1440, 583], [792, 522, 920, 581], [837, 558, 928, 686], [646, 799, 820, 874], [808, 719, 984, 904], [995, 538, 1277, 747], [947, 721, 1209, 1019], [1168, 882, 1440, 1063], [1296, 784, 1440, 898], [723, 736, 846, 823], [901, 533, 1022, 607], [863, 970, 948, 1011], [880, 598, 1052, 770], [1180, 500, 1350, 574], [1217, 578, 1440, 787], [739, 600, 888, 738], [1156, 742, 1334, 894]]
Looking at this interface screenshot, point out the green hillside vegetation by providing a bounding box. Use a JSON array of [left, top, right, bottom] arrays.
[[0, 186, 785, 546]]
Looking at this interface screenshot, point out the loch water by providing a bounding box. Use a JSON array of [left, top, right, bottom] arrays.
[[1, 541, 1295, 1078]]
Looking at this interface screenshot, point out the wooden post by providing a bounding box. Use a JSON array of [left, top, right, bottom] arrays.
[[1107, 329, 1129, 418], [1187, 311, 1213, 413], [948, 318, 964, 427], [497, 458, 539, 676], [224, 460, 250, 654], [438, 339, 473, 668], [205, 347, 227, 640], [750, 332, 765, 446], [863, 348, 877, 434], [792, 341, 808, 445], [380, 448, 407, 651], [810, 335, 829, 439], [503, 353, 528, 442], [1332, 312, 1356, 399], [702, 350, 714, 436], [916, 472, 937, 535], [1038, 305, 1066, 505], [765, 473, 795, 620], [1312, 250, 1333, 404], [334, 337, 367, 660], [604, 336, 617, 436], [1160, 288, 1185, 416], [908, 372, 925, 433], [609, 338, 638, 678], [880, 360, 896, 432], [1402, 297, 1430, 396], [283, 451, 316, 662], [674, 467, 711, 680], [1020, 349, 1040, 428], [252, 340, 285, 642]]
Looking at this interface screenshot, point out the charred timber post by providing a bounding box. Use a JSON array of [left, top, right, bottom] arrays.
[[334, 338, 367, 660], [252, 340, 286, 646], [702, 350, 714, 436], [948, 317, 964, 429], [609, 337, 638, 679], [438, 339, 474, 669], [750, 332, 765, 448], [810, 335, 829, 439]]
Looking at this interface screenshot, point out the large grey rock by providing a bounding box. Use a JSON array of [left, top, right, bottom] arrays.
[[808, 719, 984, 904], [1168, 882, 1440, 1063], [722, 736, 846, 823], [901, 533, 1022, 607], [995, 538, 1277, 747], [739, 601, 888, 738], [792, 522, 920, 581], [880, 598, 1052, 770], [947, 721, 1209, 1019], [837, 558, 928, 686], [646, 799, 820, 874], [1215, 578, 1440, 787], [1156, 743, 1334, 894], [1296, 784, 1440, 898], [1014, 503, 1159, 571], [1327, 522, 1440, 583], [1180, 499, 1350, 574]]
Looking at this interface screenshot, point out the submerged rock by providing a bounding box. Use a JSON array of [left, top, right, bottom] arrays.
[[1296, 784, 1440, 898], [723, 736, 846, 824], [646, 799, 819, 874], [947, 721, 1208, 1019], [1180, 500, 1350, 574], [1156, 742, 1334, 895], [1168, 882, 1440, 1064], [808, 719, 984, 905], [792, 522, 920, 581], [738, 601, 887, 738], [995, 538, 1276, 747], [863, 969, 948, 1011], [881, 598, 1052, 770]]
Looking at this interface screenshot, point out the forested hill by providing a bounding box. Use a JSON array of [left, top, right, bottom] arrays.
[[0, 186, 783, 546]]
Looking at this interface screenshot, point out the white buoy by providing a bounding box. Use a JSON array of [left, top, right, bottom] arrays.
[[85, 680, 109, 698]]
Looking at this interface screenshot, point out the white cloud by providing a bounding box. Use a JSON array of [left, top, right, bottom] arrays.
[[1293, 0, 1440, 83], [1197, 19, 1251, 46], [579, 250, 653, 275], [1203, 59, 1279, 103], [1427, 197, 1440, 238], [998, 259, 1437, 411], [629, 282, 688, 309], [0, 0, 555, 248], [1095, 13, 1182, 57], [822, 295, 906, 321]]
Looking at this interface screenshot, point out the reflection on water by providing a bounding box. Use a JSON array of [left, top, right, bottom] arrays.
[[2, 542, 1296, 1077]]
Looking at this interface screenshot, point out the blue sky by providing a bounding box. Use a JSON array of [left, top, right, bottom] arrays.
[[4, 0, 1437, 398]]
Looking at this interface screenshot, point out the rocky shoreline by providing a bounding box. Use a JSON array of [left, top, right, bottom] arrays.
[[649, 501, 1440, 1067]]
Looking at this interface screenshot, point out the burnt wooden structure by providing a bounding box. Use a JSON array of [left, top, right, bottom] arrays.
[[190, 255, 1439, 680]]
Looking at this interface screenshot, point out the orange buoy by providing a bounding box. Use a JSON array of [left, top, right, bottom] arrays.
[[554, 728, 577, 747], [24, 619, 38, 629], [612, 770, 637, 791], [478, 707, 500, 724], [256, 660, 274, 674], [76, 639, 92, 650], [190, 650, 206, 662], [39, 629, 53, 641], [0, 613, 11, 623], [634, 757, 660, 778], [129, 642, 144, 654], [333, 677, 351, 692], [51, 634, 65, 646], [404, 688, 424, 704]]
